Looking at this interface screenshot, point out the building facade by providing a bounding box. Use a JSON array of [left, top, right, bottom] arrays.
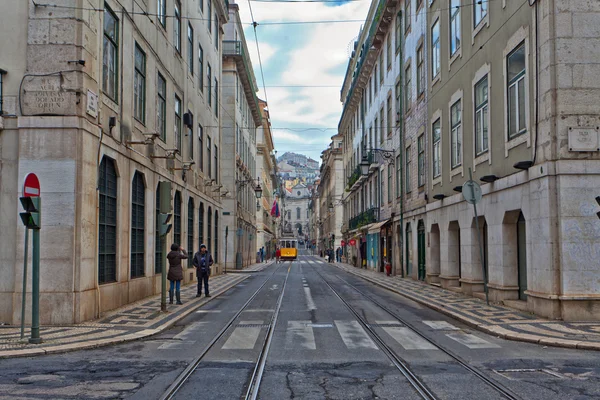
[[221, 2, 262, 270], [0, 0, 228, 324], [318, 136, 345, 255], [256, 99, 278, 259]]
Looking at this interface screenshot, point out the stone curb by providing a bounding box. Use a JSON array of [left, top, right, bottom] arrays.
[[225, 261, 275, 274], [333, 263, 600, 352], [0, 274, 250, 359]]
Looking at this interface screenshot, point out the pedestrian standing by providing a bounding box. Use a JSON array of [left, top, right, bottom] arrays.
[[276, 247, 281, 264], [193, 244, 214, 298], [260, 247, 265, 263], [167, 244, 188, 305]]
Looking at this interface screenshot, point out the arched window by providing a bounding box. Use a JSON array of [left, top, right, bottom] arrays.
[[99, 156, 117, 284], [131, 171, 145, 278], [214, 211, 219, 263], [174, 191, 182, 246], [155, 184, 162, 274], [187, 198, 194, 263], [207, 206, 212, 253], [296, 207, 301, 220], [199, 202, 204, 248]]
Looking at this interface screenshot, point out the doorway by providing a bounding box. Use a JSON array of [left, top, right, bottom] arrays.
[[517, 213, 528, 300], [417, 220, 426, 281], [406, 223, 412, 277]]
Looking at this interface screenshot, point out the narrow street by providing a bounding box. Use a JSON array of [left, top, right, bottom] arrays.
[[0, 252, 598, 399]]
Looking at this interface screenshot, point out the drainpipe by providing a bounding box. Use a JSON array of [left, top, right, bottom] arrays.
[[398, 10, 405, 278]]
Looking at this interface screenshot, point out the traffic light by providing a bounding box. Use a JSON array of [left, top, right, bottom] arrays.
[[159, 213, 172, 236], [20, 197, 41, 229], [596, 196, 600, 219]]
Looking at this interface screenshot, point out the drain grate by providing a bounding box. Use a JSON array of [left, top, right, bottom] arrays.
[[236, 324, 270, 328], [369, 323, 404, 328]]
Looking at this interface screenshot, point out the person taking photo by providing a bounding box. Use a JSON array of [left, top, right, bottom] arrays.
[[167, 244, 188, 305]]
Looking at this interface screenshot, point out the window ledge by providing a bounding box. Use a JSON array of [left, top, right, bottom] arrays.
[[474, 151, 489, 167], [432, 176, 442, 187], [472, 15, 489, 42], [505, 131, 529, 156], [449, 48, 462, 70], [449, 165, 463, 181], [431, 74, 441, 90]]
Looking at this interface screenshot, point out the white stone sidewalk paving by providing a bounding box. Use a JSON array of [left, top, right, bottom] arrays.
[[0, 268, 259, 358], [332, 262, 600, 351]]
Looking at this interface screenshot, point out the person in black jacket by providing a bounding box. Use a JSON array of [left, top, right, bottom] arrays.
[[193, 244, 214, 297], [167, 244, 188, 305]]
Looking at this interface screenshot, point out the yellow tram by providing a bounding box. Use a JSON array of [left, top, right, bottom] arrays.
[[279, 238, 298, 261]]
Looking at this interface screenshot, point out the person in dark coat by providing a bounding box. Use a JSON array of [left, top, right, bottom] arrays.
[[167, 243, 188, 305], [193, 244, 214, 297]]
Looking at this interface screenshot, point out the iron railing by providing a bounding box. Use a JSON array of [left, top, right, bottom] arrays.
[[349, 207, 379, 230]]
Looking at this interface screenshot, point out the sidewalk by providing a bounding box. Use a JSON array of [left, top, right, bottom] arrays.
[[0, 270, 257, 359], [226, 260, 274, 273], [333, 262, 600, 351]]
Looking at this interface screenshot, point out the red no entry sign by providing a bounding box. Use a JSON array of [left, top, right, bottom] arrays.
[[349, 239, 356, 246], [341, 240, 346, 246], [23, 173, 41, 197]]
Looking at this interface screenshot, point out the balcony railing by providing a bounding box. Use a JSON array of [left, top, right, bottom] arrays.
[[223, 40, 259, 114], [346, 165, 362, 189], [349, 207, 379, 231]]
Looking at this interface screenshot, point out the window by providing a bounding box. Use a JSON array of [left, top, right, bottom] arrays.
[[175, 95, 182, 150], [187, 112, 194, 160], [404, 64, 412, 112], [214, 144, 218, 183], [417, 45, 424, 96], [374, 117, 378, 146], [374, 65, 378, 95], [207, 207, 212, 253], [418, 134, 425, 187], [395, 81, 401, 114], [386, 95, 392, 137], [103, 5, 118, 101], [131, 172, 145, 278], [405, 146, 411, 193], [157, 0, 166, 27], [387, 36, 392, 70], [173, 191, 181, 245], [199, 0, 203, 13], [396, 155, 401, 197], [134, 44, 146, 123], [199, 45, 204, 91], [187, 23, 194, 75], [405, 0, 411, 33], [215, 14, 219, 49], [387, 165, 392, 202], [214, 78, 218, 117], [507, 43, 526, 138], [380, 108, 385, 144], [416, 0, 422, 10], [369, 77, 372, 105], [475, 76, 489, 154], [157, 73, 166, 141], [379, 54, 384, 84], [450, 100, 462, 168], [431, 20, 440, 78], [199, 203, 204, 248], [207, 0, 212, 34], [187, 198, 194, 266], [432, 119, 441, 178], [297, 207, 301, 220], [155, 184, 163, 274], [395, 13, 402, 52], [474, 0, 487, 27], [207, 63, 212, 107], [207, 135, 212, 178], [174, 0, 181, 54], [0, 69, 5, 114], [214, 212, 219, 263], [198, 124, 204, 172], [450, 0, 461, 56], [98, 157, 117, 284]]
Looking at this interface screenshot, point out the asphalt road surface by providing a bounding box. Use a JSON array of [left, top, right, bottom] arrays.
[[1, 252, 599, 400]]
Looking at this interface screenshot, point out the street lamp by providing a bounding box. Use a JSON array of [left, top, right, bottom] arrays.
[[235, 177, 262, 198], [328, 202, 334, 213], [360, 155, 370, 176]]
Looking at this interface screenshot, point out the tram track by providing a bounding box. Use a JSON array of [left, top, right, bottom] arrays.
[[159, 262, 291, 400], [309, 258, 522, 400]]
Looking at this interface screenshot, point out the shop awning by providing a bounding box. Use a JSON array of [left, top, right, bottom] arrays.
[[367, 219, 390, 234]]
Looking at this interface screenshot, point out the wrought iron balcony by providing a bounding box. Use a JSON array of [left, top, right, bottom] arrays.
[[349, 207, 379, 231], [346, 165, 362, 190]]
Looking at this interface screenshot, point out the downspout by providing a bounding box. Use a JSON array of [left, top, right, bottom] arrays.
[[398, 10, 405, 278]]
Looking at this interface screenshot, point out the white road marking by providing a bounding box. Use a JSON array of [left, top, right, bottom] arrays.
[[304, 287, 317, 310], [222, 320, 264, 350], [381, 326, 437, 350], [422, 320, 460, 331], [157, 340, 196, 350], [195, 310, 222, 314], [286, 320, 316, 350], [335, 320, 378, 350], [243, 309, 275, 313], [445, 332, 500, 349], [173, 322, 206, 340]]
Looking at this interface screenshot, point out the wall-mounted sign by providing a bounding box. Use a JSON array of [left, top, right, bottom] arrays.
[[21, 75, 74, 115], [568, 127, 599, 152], [86, 89, 98, 118]]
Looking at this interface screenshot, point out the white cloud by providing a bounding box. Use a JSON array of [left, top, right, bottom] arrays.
[[246, 40, 277, 67]]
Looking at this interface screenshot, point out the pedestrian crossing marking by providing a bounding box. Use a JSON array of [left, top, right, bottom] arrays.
[[422, 320, 460, 331], [334, 320, 378, 350], [222, 320, 264, 350], [195, 310, 222, 314], [173, 322, 206, 340], [158, 340, 196, 350], [375, 320, 437, 350], [304, 287, 317, 310], [286, 320, 316, 350], [445, 332, 500, 349]]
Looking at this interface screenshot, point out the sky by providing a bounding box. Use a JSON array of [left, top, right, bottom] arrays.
[[235, 0, 372, 164]]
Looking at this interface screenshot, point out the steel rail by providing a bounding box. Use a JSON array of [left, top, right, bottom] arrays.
[[159, 263, 286, 400], [310, 263, 438, 400], [317, 258, 522, 400], [244, 263, 292, 400]]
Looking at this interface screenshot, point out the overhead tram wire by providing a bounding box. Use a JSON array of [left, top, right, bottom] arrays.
[[247, 0, 270, 106]]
